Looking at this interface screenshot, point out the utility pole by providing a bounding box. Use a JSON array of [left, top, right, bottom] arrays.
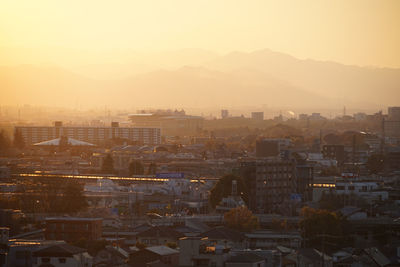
[[381, 118, 385, 155]]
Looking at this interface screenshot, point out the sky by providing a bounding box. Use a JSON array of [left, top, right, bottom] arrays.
[[1, 0, 400, 68]]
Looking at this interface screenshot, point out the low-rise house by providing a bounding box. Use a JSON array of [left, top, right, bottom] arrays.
[[32, 243, 92, 267], [246, 230, 301, 249], [7, 239, 65, 267], [135, 226, 184, 246], [179, 237, 231, 267], [102, 217, 123, 229], [332, 247, 392, 267], [229, 249, 282, 267], [200, 226, 246, 249], [128, 245, 179, 267], [93, 245, 130, 267], [225, 252, 265, 267], [285, 248, 332, 267]]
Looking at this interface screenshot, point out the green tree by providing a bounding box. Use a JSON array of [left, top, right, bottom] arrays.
[[300, 207, 349, 251], [101, 154, 115, 174], [61, 181, 88, 213], [16, 178, 87, 214], [366, 154, 385, 174], [224, 206, 259, 232], [209, 174, 248, 208], [129, 160, 144, 175], [13, 129, 25, 149]]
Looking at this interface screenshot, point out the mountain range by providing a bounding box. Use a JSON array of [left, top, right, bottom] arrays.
[[1, 48, 399, 109]]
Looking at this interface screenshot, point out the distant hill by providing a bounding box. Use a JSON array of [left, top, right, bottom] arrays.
[[0, 64, 330, 108], [204, 49, 400, 107], [1, 48, 399, 109]]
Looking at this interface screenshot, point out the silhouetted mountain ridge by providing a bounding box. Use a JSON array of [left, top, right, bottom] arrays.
[[1, 48, 399, 108]]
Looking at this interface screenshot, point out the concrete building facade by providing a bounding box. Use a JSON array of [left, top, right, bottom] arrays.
[[15, 123, 161, 145]]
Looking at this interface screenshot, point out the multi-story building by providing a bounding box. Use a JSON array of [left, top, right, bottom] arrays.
[[251, 112, 264, 120], [335, 180, 388, 203], [45, 217, 102, 242], [15, 122, 161, 145], [240, 159, 312, 214], [384, 106, 400, 138], [129, 109, 203, 135]]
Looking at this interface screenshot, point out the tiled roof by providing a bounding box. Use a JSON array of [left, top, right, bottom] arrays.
[[145, 246, 179, 256], [201, 226, 244, 242], [136, 226, 183, 239], [33, 244, 86, 257], [226, 253, 264, 263]]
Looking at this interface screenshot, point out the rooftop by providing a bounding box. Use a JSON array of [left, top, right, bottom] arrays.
[[33, 244, 86, 257], [145, 245, 179, 256], [45, 217, 102, 222], [226, 252, 264, 263], [34, 137, 95, 146]]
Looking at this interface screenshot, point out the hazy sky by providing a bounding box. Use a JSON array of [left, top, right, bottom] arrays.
[[1, 0, 399, 68]]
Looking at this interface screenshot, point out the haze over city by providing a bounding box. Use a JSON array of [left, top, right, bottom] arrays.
[[1, 0, 400, 112], [1, 1, 400, 267]]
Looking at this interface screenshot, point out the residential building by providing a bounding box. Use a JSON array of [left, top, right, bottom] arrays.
[[129, 109, 203, 135], [93, 245, 130, 267], [225, 252, 265, 267], [179, 237, 231, 267], [45, 217, 102, 242], [15, 122, 161, 145], [286, 248, 332, 267], [240, 159, 308, 214], [200, 226, 246, 249], [32, 243, 93, 267], [7, 239, 65, 267], [335, 180, 388, 203], [128, 245, 179, 267], [245, 230, 301, 249], [135, 226, 184, 246]]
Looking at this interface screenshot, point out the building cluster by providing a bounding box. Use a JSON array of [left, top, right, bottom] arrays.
[[0, 107, 400, 266]]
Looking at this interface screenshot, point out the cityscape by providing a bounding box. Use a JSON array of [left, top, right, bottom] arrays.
[[1, 1, 400, 267]]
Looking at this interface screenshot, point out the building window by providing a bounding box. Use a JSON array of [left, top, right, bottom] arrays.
[[42, 258, 50, 263], [59, 258, 66, 263]]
